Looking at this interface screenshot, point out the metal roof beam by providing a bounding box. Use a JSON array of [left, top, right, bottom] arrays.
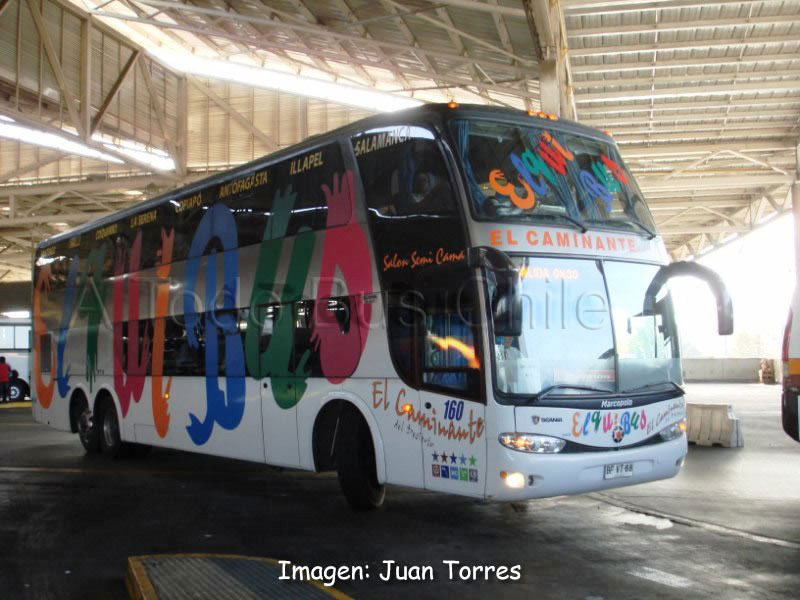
[[639, 174, 792, 191], [420, 0, 525, 19], [0, 152, 67, 185], [615, 130, 798, 143], [585, 109, 800, 126], [610, 123, 800, 137], [563, 0, 767, 16], [382, 0, 528, 64], [649, 199, 759, 209], [573, 69, 800, 90], [578, 96, 800, 115], [25, 0, 86, 138], [138, 58, 184, 176], [21, 192, 65, 217], [0, 174, 182, 197], [83, 11, 538, 101], [98, 1, 537, 71], [571, 35, 800, 58], [659, 225, 752, 235], [90, 50, 141, 136], [572, 53, 800, 75], [575, 80, 800, 102], [569, 14, 800, 38], [188, 78, 278, 150], [0, 212, 112, 227], [621, 141, 795, 158]]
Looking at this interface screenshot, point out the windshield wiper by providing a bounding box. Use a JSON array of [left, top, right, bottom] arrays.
[[518, 211, 588, 233], [555, 213, 588, 233], [604, 218, 657, 239], [622, 381, 685, 395], [535, 383, 614, 400]]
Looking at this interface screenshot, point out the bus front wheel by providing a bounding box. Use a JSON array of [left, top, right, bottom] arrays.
[[336, 406, 385, 510]]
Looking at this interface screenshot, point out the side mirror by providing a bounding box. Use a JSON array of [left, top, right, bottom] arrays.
[[644, 261, 733, 335], [467, 246, 522, 337]]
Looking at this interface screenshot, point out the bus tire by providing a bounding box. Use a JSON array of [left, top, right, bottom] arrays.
[[9, 381, 24, 402], [98, 398, 133, 459], [73, 394, 101, 454], [336, 406, 385, 510]]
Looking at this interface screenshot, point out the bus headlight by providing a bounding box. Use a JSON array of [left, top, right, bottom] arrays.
[[499, 433, 566, 454], [659, 419, 687, 442]]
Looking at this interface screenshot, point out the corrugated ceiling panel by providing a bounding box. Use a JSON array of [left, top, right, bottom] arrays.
[[0, 1, 18, 86]]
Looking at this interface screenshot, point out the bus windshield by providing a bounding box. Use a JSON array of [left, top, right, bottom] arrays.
[[451, 119, 656, 234], [493, 256, 682, 399]]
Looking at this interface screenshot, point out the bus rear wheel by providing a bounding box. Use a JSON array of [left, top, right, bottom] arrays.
[[336, 407, 385, 510], [97, 399, 149, 458], [99, 401, 124, 458], [78, 409, 101, 454]]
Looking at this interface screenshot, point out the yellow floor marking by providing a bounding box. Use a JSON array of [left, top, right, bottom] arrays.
[[0, 401, 32, 409]]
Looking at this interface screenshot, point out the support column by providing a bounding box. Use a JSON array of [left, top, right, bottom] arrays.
[[523, 0, 575, 120]]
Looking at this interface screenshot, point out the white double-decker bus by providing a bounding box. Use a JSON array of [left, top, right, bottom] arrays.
[[31, 104, 732, 508]]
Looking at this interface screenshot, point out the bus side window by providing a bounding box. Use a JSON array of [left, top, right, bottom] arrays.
[[212, 309, 245, 377], [0, 325, 13, 350], [161, 316, 204, 377], [291, 300, 319, 377], [386, 291, 421, 388], [292, 297, 359, 379]]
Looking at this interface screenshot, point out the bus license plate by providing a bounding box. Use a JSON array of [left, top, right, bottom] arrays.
[[604, 462, 634, 480]]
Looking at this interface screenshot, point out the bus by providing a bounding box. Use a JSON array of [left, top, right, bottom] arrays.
[[31, 104, 733, 508], [782, 288, 799, 442], [0, 318, 32, 401]]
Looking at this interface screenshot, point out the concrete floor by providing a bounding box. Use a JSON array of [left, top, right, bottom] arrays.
[[0, 383, 798, 599]]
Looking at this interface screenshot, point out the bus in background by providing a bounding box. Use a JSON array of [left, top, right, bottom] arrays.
[[30, 104, 733, 509], [782, 288, 799, 442], [0, 317, 31, 402]]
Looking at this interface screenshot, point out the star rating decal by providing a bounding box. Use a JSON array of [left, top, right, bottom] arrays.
[[429, 451, 479, 483]]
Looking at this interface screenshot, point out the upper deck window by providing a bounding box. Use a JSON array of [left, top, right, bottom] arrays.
[[450, 119, 656, 235]]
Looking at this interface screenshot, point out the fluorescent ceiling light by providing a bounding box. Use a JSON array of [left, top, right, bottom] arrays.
[[2, 311, 30, 319], [0, 120, 175, 171], [0, 121, 122, 163], [150, 50, 423, 113], [93, 134, 175, 171]]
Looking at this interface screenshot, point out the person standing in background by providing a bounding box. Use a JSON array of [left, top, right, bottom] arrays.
[[0, 357, 9, 403]]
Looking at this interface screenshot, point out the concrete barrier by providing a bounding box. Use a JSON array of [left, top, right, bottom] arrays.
[[682, 358, 762, 383], [686, 403, 743, 448]]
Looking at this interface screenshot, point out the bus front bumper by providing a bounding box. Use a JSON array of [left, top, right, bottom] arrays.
[[485, 435, 688, 502]]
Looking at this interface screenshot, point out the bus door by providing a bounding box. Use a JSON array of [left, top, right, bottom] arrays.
[[350, 122, 485, 491], [257, 302, 301, 467], [420, 303, 487, 497]]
